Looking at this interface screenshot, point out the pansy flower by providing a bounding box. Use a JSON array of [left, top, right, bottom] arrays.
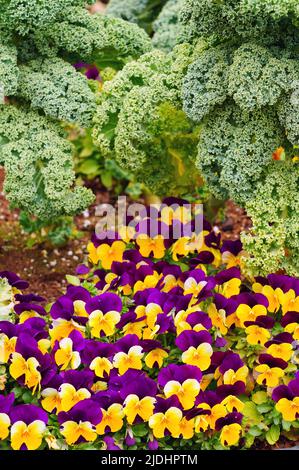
[[86, 293, 122, 338], [87, 240, 126, 269], [10, 404, 48, 450], [10, 333, 52, 393], [176, 330, 213, 371], [215, 412, 243, 447], [272, 373, 299, 421], [221, 240, 244, 269], [208, 294, 237, 334], [92, 391, 124, 435], [158, 364, 202, 410], [235, 293, 269, 328], [81, 340, 115, 379], [58, 399, 102, 445], [116, 370, 157, 425], [113, 334, 144, 375], [214, 268, 241, 299], [0, 321, 18, 363], [14, 302, 46, 323], [149, 396, 183, 439], [54, 330, 84, 371]]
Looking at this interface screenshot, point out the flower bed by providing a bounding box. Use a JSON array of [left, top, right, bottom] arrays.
[[0, 200, 299, 450]]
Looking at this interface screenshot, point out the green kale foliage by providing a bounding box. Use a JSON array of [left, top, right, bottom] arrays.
[[0, 0, 151, 220], [152, 0, 185, 52], [106, 0, 184, 50], [179, 0, 299, 276], [92, 45, 202, 195], [106, 0, 168, 34]]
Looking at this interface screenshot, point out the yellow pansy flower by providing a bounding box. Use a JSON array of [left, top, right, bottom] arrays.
[[49, 319, 85, 345], [236, 304, 267, 328], [171, 237, 191, 261], [54, 337, 81, 371], [255, 364, 284, 387], [276, 397, 299, 421], [279, 290, 299, 315], [194, 414, 209, 432], [220, 423, 242, 447], [113, 345, 144, 375], [10, 353, 41, 393], [133, 273, 161, 293], [149, 407, 182, 438], [60, 421, 97, 446], [88, 309, 120, 338], [245, 325, 271, 346], [123, 394, 156, 424], [183, 277, 207, 297], [90, 356, 113, 378], [37, 339, 51, 355], [73, 300, 88, 318], [41, 388, 62, 414], [11, 420, 46, 450], [181, 343, 213, 371], [136, 235, 165, 259], [221, 395, 244, 413], [96, 404, 124, 434], [215, 278, 241, 298], [252, 284, 281, 313], [222, 366, 249, 385], [164, 379, 200, 410], [207, 404, 227, 430], [267, 343, 293, 361], [59, 384, 91, 412], [179, 417, 195, 439], [0, 334, 17, 363], [208, 304, 228, 335], [285, 323, 299, 340], [0, 413, 10, 440], [145, 348, 168, 368]]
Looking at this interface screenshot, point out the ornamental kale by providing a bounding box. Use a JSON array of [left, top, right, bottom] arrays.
[[92, 45, 201, 196], [106, 0, 168, 34], [180, 0, 299, 276], [0, 0, 151, 221], [152, 0, 185, 52]]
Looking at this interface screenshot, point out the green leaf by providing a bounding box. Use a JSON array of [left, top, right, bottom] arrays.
[[132, 424, 148, 437], [248, 426, 263, 437], [79, 158, 100, 175], [65, 275, 81, 286], [252, 391, 268, 405], [243, 401, 262, 425], [257, 404, 273, 414], [101, 170, 113, 189], [265, 424, 280, 445]]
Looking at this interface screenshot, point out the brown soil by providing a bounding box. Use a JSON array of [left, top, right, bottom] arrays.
[[0, 168, 111, 302], [218, 199, 252, 241]]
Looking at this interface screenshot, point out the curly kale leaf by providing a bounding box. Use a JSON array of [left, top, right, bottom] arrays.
[[0, 39, 18, 96], [196, 103, 285, 205], [35, 8, 152, 68], [227, 43, 299, 111], [182, 45, 232, 122], [0, 0, 94, 35], [93, 45, 201, 195], [0, 105, 94, 219], [17, 58, 96, 127], [242, 161, 299, 277], [106, 0, 168, 34], [179, 0, 298, 43], [152, 0, 184, 52]]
